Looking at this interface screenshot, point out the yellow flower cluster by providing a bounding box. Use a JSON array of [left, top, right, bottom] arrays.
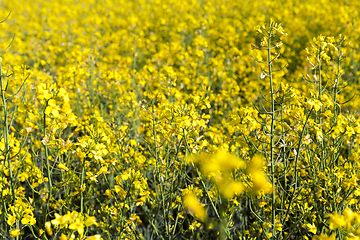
[[314, 209, 360, 239], [48, 211, 99, 239], [1, 0, 360, 239], [247, 154, 273, 194], [189, 150, 246, 198]]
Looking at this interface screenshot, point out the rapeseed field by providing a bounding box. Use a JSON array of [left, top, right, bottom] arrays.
[[1, 0, 360, 239]]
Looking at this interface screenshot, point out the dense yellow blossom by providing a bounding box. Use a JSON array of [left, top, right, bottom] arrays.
[[1, 0, 360, 239]]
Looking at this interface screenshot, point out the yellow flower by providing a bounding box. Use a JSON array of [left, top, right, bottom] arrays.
[[45, 221, 53, 236], [313, 234, 335, 240], [45, 104, 60, 118], [188, 221, 201, 231], [69, 218, 84, 237], [10, 229, 21, 237], [306, 223, 317, 234], [7, 214, 16, 226], [275, 223, 283, 232], [216, 179, 244, 198], [87, 235, 103, 240], [85, 216, 98, 227], [59, 233, 68, 240], [248, 154, 272, 194], [197, 149, 245, 175], [306, 99, 322, 111], [328, 212, 346, 230], [183, 193, 207, 221], [319, 110, 334, 118], [58, 163, 69, 171], [21, 214, 36, 225], [254, 25, 262, 33]]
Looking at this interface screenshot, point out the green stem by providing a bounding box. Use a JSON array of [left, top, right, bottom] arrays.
[[0, 61, 16, 204], [151, 101, 170, 238], [43, 111, 53, 226], [80, 158, 85, 214], [281, 107, 312, 226], [267, 26, 276, 238]]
